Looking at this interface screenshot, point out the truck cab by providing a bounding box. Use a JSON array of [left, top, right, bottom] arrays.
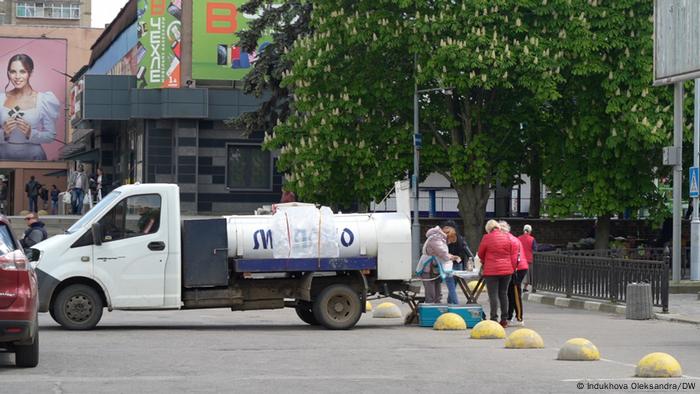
[[34, 184, 182, 329]]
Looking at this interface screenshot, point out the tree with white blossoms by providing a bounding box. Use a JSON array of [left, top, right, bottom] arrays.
[[263, 0, 681, 251], [540, 0, 682, 248], [268, 0, 596, 250]]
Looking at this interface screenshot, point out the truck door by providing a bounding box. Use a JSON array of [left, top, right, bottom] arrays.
[[92, 193, 167, 308]]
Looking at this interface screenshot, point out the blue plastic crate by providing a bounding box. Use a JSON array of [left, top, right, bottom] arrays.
[[447, 305, 483, 328], [418, 304, 449, 327]]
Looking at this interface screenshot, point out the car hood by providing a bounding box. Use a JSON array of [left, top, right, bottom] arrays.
[[33, 233, 75, 257]]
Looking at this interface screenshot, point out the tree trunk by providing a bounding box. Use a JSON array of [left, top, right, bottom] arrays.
[[529, 174, 541, 218], [594, 214, 611, 250], [454, 183, 491, 254]]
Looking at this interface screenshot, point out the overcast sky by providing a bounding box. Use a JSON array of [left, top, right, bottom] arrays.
[[91, 0, 130, 28]]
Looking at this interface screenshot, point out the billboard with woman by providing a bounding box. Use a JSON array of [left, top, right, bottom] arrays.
[[0, 37, 67, 161]]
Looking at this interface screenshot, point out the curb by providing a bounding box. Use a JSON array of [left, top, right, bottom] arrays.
[[523, 292, 700, 325]]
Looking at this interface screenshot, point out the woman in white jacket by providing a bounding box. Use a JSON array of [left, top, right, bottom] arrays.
[[416, 226, 461, 303]]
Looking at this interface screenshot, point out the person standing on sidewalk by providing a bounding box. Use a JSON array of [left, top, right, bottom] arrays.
[[68, 164, 88, 215], [50, 184, 59, 215], [415, 226, 461, 304], [477, 220, 518, 327], [518, 224, 538, 291], [20, 212, 47, 249], [441, 220, 473, 271], [500, 221, 528, 327], [25, 176, 39, 213]]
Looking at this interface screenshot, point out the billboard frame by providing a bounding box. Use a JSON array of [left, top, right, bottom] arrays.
[[653, 0, 700, 86]]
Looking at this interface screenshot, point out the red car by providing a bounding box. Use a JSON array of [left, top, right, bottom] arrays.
[[0, 217, 38, 367]]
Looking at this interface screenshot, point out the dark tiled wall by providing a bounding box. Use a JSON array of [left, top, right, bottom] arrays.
[[196, 122, 282, 214], [146, 120, 175, 183]]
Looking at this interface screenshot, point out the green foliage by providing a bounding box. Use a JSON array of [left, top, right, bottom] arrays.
[[234, 0, 313, 135], [541, 0, 681, 221], [254, 0, 677, 231]]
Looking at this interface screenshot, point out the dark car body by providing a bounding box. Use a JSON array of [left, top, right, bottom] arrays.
[[0, 216, 38, 367]]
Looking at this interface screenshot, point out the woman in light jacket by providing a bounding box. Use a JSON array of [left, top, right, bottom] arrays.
[[416, 226, 461, 304], [477, 220, 518, 327]]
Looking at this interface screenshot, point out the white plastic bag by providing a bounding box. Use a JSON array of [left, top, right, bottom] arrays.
[[271, 205, 339, 258]]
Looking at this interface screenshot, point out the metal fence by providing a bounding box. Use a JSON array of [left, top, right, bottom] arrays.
[[532, 251, 669, 312], [561, 247, 690, 280]]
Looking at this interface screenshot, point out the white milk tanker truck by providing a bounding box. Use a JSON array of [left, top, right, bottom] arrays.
[[29, 182, 414, 330]]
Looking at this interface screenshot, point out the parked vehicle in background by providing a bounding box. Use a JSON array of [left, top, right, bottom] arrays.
[[0, 216, 38, 367]]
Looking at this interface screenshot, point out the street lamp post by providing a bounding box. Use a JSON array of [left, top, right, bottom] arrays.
[[412, 85, 453, 267]]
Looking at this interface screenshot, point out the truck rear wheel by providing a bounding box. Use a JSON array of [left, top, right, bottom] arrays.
[[312, 284, 362, 330], [295, 305, 319, 326], [52, 284, 104, 330]]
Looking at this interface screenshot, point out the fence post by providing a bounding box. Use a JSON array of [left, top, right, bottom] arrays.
[[609, 259, 618, 303], [531, 255, 537, 294], [565, 258, 573, 298], [662, 253, 670, 313]]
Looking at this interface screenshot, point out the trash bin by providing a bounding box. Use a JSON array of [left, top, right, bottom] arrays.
[[626, 282, 653, 320]]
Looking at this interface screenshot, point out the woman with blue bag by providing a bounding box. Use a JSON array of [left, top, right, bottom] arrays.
[[415, 226, 462, 304]]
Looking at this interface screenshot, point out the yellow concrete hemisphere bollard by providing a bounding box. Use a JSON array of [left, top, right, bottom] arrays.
[[470, 320, 506, 339], [557, 338, 600, 361], [635, 352, 683, 378], [505, 328, 545, 349], [433, 312, 467, 330], [365, 301, 373, 312], [372, 302, 402, 318]]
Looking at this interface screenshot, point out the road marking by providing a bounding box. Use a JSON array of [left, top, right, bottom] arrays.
[[599, 357, 637, 368], [0, 375, 187, 383], [0, 373, 415, 383]]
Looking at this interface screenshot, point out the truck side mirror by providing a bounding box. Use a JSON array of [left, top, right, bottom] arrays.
[[92, 223, 103, 246]]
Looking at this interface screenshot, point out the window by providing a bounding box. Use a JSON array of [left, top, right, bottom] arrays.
[[98, 194, 161, 243], [16, 2, 80, 19], [226, 144, 272, 190], [0, 224, 16, 255]]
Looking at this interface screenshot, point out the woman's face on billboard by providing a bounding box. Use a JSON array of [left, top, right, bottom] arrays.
[[8, 60, 30, 89]]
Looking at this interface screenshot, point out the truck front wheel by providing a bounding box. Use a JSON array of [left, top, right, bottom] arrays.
[[52, 284, 104, 330], [312, 284, 362, 330]]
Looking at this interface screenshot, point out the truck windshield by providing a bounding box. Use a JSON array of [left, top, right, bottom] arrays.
[[66, 191, 122, 234]]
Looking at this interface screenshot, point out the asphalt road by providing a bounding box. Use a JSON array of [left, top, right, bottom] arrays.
[[1, 301, 699, 394]]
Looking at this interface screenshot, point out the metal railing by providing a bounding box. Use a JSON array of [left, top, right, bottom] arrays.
[[562, 247, 690, 280], [532, 251, 669, 312]]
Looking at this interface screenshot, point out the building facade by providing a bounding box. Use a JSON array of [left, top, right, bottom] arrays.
[[69, 0, 282, 215], [0, 1, 91, 27]]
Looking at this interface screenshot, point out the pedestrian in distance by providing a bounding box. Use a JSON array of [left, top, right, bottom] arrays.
[[518, 224, 538, 291], [0, 174, 7, 215], [68, 164, 88, 215], [415, 225, 462, 304], [20, 212, 47, 249], [500, 221, 528, 327], [50, 184, 59, 215], [39, 185, 48, 211], [25, 175, 39, 213], [95, 167, 103, 202], [477, 219, 518, 328], [280, 189, 296, 203]]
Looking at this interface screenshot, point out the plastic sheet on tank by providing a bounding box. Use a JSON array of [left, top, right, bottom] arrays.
[[271, 205, 340, 258]]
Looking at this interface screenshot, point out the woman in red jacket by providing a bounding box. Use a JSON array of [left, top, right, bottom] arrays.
[[477, 220, 518, 327]]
